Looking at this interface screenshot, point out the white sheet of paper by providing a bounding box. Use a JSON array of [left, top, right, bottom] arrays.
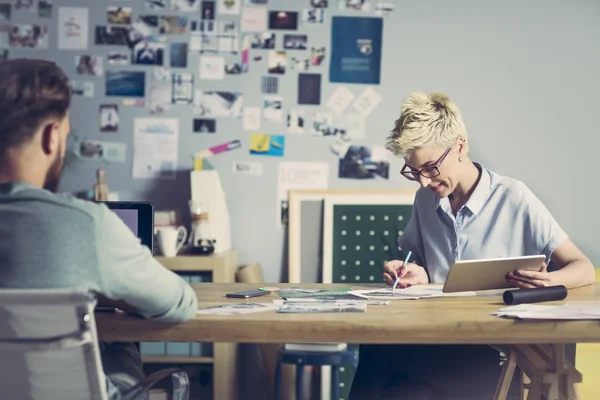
[[326, 86, 355, 114], [58, 7, 88, 50], [199, 56, 225, 80], [243, 106, 261, 130], [240, 7, 267, 31], [351, 284, 477, 300], [218, 0, 241, 15], [132, 118, 179, 179], [352, 87, 382, 116], [346, 113, 366, 139], [197, 302, 277, 315], [232, 160, 263, 176]]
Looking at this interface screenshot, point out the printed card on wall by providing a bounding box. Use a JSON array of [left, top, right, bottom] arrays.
[[329, 16, 382, 84], [277, 162, 329, 228], [286, 109, 305, 134], [298, 73, 321, 105], [240, 7, 267, 32], [79, 139, 127, 163], [194, 90, 243, 118], [352, 87, 382, 116], [338, 145, 389, 180], [243, 106, 261, 130], [199, 56, 225, 80], [58, 7, 88, 50], [149, 67, 172, 114], [232, 160, 263, 176], [132, 118, 179, 179], [100, 104, 119, 132], [326, 85, 355, 114]]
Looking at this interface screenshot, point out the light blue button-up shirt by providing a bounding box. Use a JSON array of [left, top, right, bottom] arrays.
[[398, 163, 568, 283]]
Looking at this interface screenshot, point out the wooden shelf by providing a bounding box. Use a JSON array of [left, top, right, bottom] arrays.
[[142, 356, 214, 364]]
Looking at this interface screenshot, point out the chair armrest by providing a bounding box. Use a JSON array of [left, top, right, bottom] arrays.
[[120, 367, 189, 400]]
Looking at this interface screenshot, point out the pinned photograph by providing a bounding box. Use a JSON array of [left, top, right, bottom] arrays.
[[225, 63, 242, 74], [298, 73, 321, 105], [201, 1, 215, 19], [0, 49, 8, 62], [149, 67, 172, 114], [249, 134, 285, 157], [290, 57, 310, 71], [0, 26, 7, 48], [268, 50, 286, 74], [338, 145, 390, 180], [159, 16, 188, 34], [244, 0, 267, 4], [311, 112, 334, 136], [100, 104, 119, 132], [261, 76, 278, 94], [75, 55, 103, 76], [375, 1, 394, 16], [198, 21, 239, 54], [263, 95, 283, 122], [311, 46, 326, 66], [136, 15, 159, 29], [107, 6, 132, 25], [338, 0, 371, 11], [232, 160, 263, 176], [217, 0, 240, 15], [145, 0, 167, 10], [171, 72, 194, 104], [283, 34, 307, 50], [170, 42, 188, 67], [14, 0, 34, 12], [132, 39, 165, 66], [193, 118, 216, 133], [108, 52, 129, 65], [9, 25, 48, 49], [105, 70, 146, 97], [95, 26, 129, 46], [171, 0, 201, 12], [302, 8, 325, 23], [38, 0, 52, 18], [70, 81, 94, 98], [0, 3, 11, 21], [311, 0, 328, 7], [287, 109, 305, 135], [250, 32, 275, 49], [268, 11, 298, 30], [240, 6, 267, 31], [194, 91, 243, 118]]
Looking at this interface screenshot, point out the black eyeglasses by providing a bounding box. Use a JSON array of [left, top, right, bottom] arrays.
[[400, 146, 453, 181]]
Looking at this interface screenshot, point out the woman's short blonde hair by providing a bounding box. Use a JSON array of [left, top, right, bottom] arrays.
[[386, 92, 468, 158]]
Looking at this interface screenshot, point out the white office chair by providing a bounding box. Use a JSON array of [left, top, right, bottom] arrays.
[[0, 289, 189, 400]]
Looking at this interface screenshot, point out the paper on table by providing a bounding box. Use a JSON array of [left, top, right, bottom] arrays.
[[277, 302, 367, 313], [493, 302, 600, 320], [351, 284, 477, 300], [197, 302, 278, 315], [273, 299, 389, 306]]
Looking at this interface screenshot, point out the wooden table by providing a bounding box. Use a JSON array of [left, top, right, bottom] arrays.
[[96, 282, 600, 400]]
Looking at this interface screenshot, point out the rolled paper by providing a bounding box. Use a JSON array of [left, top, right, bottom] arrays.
[[503, 285, 568, 305]]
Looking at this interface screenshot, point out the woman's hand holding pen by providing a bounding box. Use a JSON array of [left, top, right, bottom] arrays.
[[506, 262, 553, 289], [383, 260, 429, 288]]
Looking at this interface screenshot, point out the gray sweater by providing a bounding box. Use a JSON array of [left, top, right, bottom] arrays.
[[0, 181, 197, 322]]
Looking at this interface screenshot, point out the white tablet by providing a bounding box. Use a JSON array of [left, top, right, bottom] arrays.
[[442, 255, 546, 293]]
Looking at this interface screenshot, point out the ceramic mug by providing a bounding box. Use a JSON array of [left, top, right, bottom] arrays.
[[156, 226, 188, 257]]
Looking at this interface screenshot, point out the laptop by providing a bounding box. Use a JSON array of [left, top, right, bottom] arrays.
[[103, 201, 154, 252], [442, 254, 546, 293]]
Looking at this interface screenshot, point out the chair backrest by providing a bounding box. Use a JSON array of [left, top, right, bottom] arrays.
[[0, 289, 107, 400]]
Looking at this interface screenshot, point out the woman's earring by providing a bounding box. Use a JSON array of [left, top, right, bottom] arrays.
[[459, 156, 463, 162]]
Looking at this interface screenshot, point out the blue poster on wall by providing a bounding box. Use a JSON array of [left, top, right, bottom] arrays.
[[329, 16, 383, 85]]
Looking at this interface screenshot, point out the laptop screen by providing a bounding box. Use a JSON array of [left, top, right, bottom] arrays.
[[102, 201, 154, 252]]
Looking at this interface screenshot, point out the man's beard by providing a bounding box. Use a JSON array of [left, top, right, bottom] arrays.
[[43, 149, 64, 193]]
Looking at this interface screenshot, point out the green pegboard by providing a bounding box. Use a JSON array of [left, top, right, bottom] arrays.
[[329, 203, 412, 400]]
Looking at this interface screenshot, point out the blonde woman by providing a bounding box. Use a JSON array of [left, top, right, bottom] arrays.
[[349, 92, 593, 400]]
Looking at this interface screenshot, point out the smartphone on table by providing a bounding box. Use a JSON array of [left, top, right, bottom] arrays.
[[226, 289, 271, 298]]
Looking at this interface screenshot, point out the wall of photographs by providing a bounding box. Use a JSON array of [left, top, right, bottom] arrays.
[[2, 0, 599, 280]]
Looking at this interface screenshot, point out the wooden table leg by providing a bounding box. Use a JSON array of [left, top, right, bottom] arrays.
[[493, 351, 518, 400], [500, 344, 582, 400], [214, 342, 238, 400]]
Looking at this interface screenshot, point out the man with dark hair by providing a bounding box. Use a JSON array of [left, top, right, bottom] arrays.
[[0, 59, 198, 398]]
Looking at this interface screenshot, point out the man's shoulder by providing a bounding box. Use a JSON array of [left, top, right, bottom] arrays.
[[3, 183, 109, 222]]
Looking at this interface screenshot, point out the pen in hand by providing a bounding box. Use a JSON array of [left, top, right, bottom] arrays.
[[392, 250, 412, 292]]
